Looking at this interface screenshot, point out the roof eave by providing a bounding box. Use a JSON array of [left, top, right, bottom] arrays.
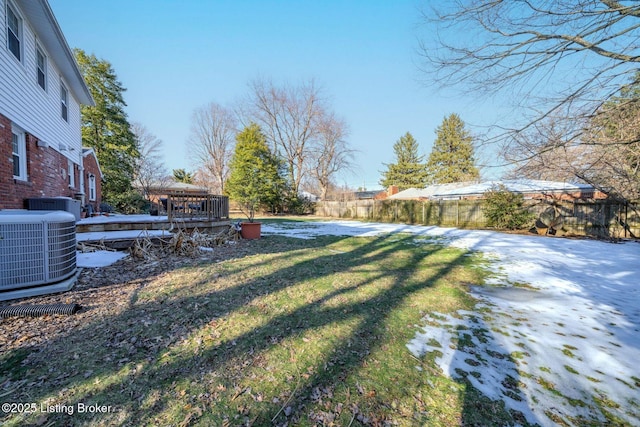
[[82, 147, 104, 179]]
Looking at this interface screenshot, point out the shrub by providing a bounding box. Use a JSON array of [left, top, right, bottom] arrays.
[[483, 185, 535, 230], [105, 190, 149, 214], [284, 195, 316, 215]]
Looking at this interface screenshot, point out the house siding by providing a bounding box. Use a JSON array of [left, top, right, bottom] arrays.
[[1, 0, 82, 153], [0, 0, 86, 209]]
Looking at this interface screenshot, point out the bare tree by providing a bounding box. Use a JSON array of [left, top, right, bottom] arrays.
[[581, 86, 640, 200], [242, 78, 325, 195], [503, 117, 588, 183], [188, 102, 237, 194], [504, 77, 640, 201], [192, 166, 217, 193], [311, 112, 355, 200], [131, 122, 167, 199], [420, 1, 640, 193]]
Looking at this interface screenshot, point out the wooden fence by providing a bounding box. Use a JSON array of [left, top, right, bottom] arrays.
[[162, 193, 230, 222], [315, 199, 639, 239]]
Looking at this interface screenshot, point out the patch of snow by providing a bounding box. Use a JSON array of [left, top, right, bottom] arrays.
[[77, 250, 128, 268]]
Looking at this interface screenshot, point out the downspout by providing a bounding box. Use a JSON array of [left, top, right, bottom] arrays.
[[78, 148, 85, 205]]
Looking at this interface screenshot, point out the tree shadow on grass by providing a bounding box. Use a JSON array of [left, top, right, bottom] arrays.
[[2, 233, 485, 426]]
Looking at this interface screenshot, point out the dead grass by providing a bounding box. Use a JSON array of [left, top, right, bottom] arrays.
[[1, 233, 519, 426]]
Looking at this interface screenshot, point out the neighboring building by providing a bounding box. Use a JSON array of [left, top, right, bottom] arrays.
[[142, 179, 208, 213], [82, 147, 102, 212], [354, 190, 385, 200], [0, 0, 94, 210], [388, 182, 477, 201], [144, 180, 209, 197], [299, 190, 320, 202], [388, 180, 607, 201], [373, 185, 399, 200], [432, 180, 607, 201], [325, 189, 386, 202]]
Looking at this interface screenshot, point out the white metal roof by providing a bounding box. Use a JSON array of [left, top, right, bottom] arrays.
[[388, 180, 594, 200], [433, 180, 594, 198], [388, 182, 478, 200]]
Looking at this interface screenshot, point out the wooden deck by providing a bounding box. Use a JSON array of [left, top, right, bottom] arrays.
[[77, 193, 231, 250], [77, 217, 230, 233], [76, 215, 231, 249]]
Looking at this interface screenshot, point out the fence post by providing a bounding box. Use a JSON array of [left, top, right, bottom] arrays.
[[625, 202, 628, 239]]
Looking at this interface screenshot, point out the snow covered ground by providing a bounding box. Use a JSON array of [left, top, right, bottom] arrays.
[[76, 250, 129, 268], [261, 220, 640, 426]]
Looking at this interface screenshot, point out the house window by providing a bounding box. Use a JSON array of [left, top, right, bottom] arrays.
[[36, 45, 47, 90], [88, 174, 96, 201], [6, 2, 21, 61], [60, 82, 68, 121], [68, 160, 75, 188], [11, 125, 26, 180]]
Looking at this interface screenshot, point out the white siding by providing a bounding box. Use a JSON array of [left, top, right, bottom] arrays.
[[0, 0, 82, 163]]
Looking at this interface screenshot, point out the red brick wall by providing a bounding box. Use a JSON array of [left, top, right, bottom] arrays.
[[0, 114, 12, 205], [1, 112, 80, 210], [82, 151, 102, 211]]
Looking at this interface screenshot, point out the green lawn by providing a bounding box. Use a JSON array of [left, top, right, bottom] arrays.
[[1, 233, 528, 426]]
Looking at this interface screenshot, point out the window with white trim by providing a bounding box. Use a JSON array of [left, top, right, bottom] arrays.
[[6, 2, 22, 61], [36, 45, 47, 90], [88, 174, 96, 201], [60, 81, 68, 121], [68, 159, 75, 188], [11, 125, 26, 180]]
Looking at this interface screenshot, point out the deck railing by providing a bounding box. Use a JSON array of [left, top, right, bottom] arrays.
[[162, 193, 229, 222]]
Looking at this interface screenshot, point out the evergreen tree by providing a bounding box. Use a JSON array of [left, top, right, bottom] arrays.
[[225, 124, 286, 221], [426, 114, 479, 184], [74, 49, 139, 204], [172, 168, 194, 184], [379, 132, 428, 190]]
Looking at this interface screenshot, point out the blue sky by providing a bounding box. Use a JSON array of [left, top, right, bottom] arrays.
[[50, 0, 506, 190]]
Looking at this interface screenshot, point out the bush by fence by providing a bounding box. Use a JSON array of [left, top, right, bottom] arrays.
[[315, 199, 639, 239]]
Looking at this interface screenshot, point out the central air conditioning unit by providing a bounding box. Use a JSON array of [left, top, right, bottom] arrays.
[[26, 197, 81, 221], [0, 210, 77, 300]]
